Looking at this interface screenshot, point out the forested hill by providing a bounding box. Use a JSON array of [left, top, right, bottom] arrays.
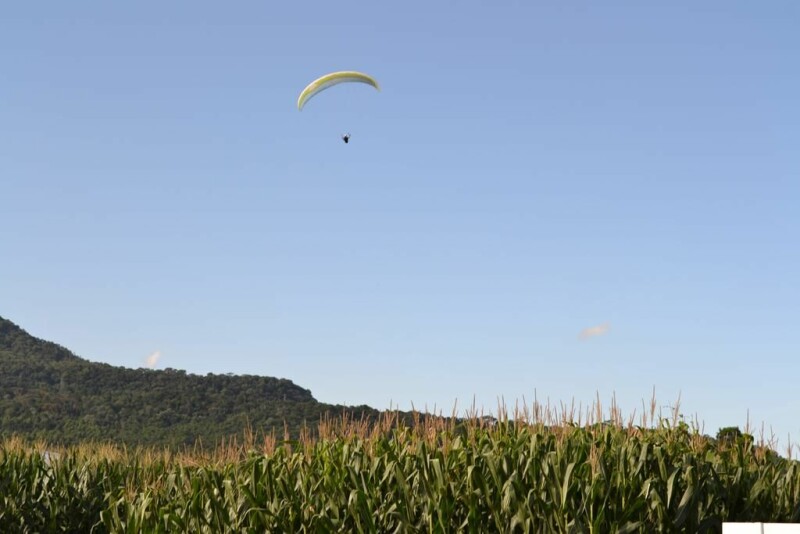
[[0, 316, 379, 446]]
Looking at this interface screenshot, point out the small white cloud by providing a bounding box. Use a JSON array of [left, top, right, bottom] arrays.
[[144, 350, 161, 369], [579, 323, 610, 340]]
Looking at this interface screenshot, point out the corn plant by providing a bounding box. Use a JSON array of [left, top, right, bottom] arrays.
[[1, 398, 799, 532]]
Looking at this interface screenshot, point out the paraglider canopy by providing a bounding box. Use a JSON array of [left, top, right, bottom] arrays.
[[297, 71, 380, 111]]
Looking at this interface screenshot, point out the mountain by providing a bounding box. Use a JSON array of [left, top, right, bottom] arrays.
[[0, 316, 379, 446]]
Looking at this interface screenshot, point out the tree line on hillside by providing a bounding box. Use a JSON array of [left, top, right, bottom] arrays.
[[0, 316, 379, 446]]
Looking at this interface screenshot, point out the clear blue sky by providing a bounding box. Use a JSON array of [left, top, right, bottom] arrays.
[[2, 2, 798, 449]]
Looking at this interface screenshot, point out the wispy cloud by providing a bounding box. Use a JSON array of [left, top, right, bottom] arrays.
[[144, 350, 161, 369], [579, 323, 610, 340]]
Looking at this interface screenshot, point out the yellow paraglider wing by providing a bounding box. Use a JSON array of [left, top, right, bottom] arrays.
[[297, 71, 380, 111]]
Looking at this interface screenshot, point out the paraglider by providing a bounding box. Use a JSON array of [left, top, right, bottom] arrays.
[[297, 71, 379, 111], [297, 71, 379, 143]]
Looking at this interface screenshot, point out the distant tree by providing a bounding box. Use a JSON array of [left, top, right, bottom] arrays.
[[717, 426, 741, 445]]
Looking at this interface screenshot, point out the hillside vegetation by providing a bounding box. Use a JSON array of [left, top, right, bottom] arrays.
[[0, 316, 378, 446]]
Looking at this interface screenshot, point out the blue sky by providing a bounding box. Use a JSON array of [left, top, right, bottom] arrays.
[[2, 2, 798, 449]]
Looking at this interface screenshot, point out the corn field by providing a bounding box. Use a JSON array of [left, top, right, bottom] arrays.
[[1, 398, 799, 533]]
